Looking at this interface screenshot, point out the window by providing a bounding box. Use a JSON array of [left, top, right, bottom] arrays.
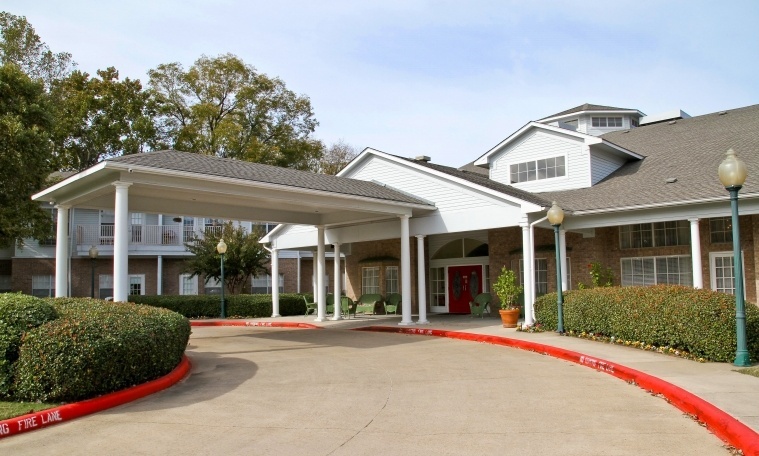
[[362, 267, 380, 294], [620, 221, 690, 249], [620, 256, 692, 287], [631, 118, 639, 127], [32, 275, 54, 298], [512, 258, 549, 296], [510, 156, 565, 184], [99, 274, 114, 299], [385, 266, 399, 294], [205, 277, 222, 295], [251, 274, 285, 294], [430, 267, 445, 307], [483, 265, 490, 293], [179, 274, 198, 295], [0, 275, 10, 293], [592, 117, 623, 128], [183, 217, 195, 242], [39, 207, 57, 246], [130, 213, 144, 243], [710, 217, 733, 243], [710, 252, 744, 296], [129, 275, 145, 295]]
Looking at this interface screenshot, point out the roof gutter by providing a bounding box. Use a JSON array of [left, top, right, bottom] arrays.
[[567, 193, 759, 216]]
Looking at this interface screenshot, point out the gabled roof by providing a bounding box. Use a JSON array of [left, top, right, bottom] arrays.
[[539, 103, 641, 121], [540, 104, 759, 213]]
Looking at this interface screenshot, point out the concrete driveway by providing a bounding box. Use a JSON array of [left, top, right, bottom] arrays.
[[0, 326, 731, 455]]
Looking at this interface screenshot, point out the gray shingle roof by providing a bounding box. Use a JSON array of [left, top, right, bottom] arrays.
[[540, 103, 638, 120], [109, 150, 433, 206], [539, 104, 759, 212]]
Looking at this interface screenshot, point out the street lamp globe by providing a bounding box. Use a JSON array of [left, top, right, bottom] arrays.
[[89, 245, 99, 259], [718, 149, 748, 189], [216, 239, 227, 255], [547, 201, 565, 226]]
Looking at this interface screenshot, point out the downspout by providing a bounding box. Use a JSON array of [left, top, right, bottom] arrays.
[[296, 251, 301, 293]]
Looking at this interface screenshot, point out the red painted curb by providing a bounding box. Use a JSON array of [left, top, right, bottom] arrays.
[[190, 320, 321, 329], [0, 355, 191, 440], [355, 326, 759, 456]]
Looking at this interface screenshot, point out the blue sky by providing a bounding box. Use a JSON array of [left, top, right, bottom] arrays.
[[4, 1, 759, 166]]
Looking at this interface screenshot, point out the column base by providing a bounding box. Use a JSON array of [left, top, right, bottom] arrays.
[[398, 320, 416, 326], [330, 315, 343, 321], [416, 319, 430, 325], [271, 314, 282, 318], [734, 352, 751, 367], [314, 317, 327, 322]]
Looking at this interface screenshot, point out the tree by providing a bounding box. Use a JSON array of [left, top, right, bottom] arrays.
[[313, 139, 359, 175], [0, 63, 55, 248], [148, 53, 323, 170], [183, 221, 270, 295], [0, 12, 75, 88], [50, 67, 158, 171]]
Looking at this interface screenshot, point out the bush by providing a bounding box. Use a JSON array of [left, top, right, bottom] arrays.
[[12, 298, 190, 402], [0, 294, 59, 398], [129, 293, 309, 318], [534, 285, 759, 362]]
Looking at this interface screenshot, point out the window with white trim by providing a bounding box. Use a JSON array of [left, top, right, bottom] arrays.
[[510, 156, 565, 183], [99, 274, 113, 299], [620, 221, 690, 249], [709, 217, 733, 244], [179, 274, 198, 295], [32, 275, 54, 298], [251, 274, 284, 294], [39, 207, 57, 246], [0, 275, 11, 293], [430, 267, 445, 307], [362, 267, 380, 295], [512, 258, 549, 296], [592, 117, 622, 128], [205, 277, 222, 295], [129, 275, 145, 295], [385, 266, 399, 294], [710, 252, 744, 296], [620, 255, 692, 287]]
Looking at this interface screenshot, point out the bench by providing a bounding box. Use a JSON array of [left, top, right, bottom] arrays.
[[355, 294, 382, 315]]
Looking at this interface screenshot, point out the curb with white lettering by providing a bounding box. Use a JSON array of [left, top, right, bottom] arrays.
[[190, 320, 320, 329], [0, 355, 191, 440], [354, 326, 759, 456]]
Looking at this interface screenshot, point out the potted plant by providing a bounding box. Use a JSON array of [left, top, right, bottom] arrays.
[[492, 266, 523, 328]]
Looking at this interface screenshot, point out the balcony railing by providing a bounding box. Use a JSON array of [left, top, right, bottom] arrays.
[[75, 225, 224, 247]]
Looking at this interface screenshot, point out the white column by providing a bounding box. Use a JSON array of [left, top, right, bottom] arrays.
[[54, 205, 70, 297], [315, 226, 326, 322], [689, 218, 703, 288], [399, 215, 414, 325], [113, 182, 132, 302], [157, 255, 163, 295], [296, 251, 301, 293], [416, 235, 429, 324], [271, 248, 281, 317], [521, 219, 534, 325], [331, 242, 342, 321], [559, 228, 568, 291]]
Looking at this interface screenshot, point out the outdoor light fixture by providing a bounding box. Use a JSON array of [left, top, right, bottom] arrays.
[[217, 238, 227, 319], [547, 201, 565, 333], [88, 245, 99, 298], [718, 149, 751, 367]]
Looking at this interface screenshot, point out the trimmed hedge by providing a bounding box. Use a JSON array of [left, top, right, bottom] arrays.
[[0, 294, 58, 398], [12, 298, 190, 402], [534, 285, 759, 362], [128, 293, 310, 318]]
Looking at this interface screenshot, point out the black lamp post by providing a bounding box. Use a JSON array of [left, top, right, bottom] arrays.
[[717, 149, 751, 367], [89, 245, 99, 298], [217, 238, 227, 319], [547, 201, 565, 333]]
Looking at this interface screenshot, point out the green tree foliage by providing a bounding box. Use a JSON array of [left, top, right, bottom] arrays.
[[148, 53, 323, 169], [313, 139, 359, 175], [184, 221, 269, 295], [0, 12, 74, 88], [50, 67, 158, 171], [0, 63, 55, 248]]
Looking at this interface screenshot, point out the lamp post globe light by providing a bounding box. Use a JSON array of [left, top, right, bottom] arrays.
[[217, 238, 227, 319], [547, 201, 565, 334], [88, 245, 99, 298], [718, 149, 751, 367]]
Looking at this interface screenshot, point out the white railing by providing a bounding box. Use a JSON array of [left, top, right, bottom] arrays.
[[76, 224, 231, 247]]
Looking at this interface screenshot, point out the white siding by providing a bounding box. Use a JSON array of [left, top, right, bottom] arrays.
[[590, 149, 627, 185], [73, 208, 99, 226], [490, 130, 589, 192]]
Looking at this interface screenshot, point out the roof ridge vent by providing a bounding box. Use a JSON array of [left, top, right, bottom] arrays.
[[415, 155, 431, 162], [668, 120, 677, 125]]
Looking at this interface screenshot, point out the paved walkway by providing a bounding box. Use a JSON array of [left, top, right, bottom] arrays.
[[1, 314, 752, 455]]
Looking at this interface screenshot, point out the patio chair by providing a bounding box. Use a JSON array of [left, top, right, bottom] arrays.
[[469, 293, 492, 318], [303, 295, 317, 317], [384, 293, 401, 315], [326, 294, 336, 315], [341, 296, 355, 319], [355, 294, 382, 315]]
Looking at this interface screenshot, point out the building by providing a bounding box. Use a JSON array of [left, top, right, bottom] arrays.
[[19, 102, 759, 324]]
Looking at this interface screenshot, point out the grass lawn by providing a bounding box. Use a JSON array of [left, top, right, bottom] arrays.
[[736, 366, 759, 378], [0, 401, 62, 421]]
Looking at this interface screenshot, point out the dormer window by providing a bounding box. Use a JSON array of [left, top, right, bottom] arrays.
[[510, 156, 566, 183], [592, 117, 622, 128], [631, 118, 639, 127]]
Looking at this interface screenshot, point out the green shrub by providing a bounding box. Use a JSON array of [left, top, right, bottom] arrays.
[[0, 294, 59, 398], [129, 293, 309, 318], [13, 298, 190, 402], [534, 285, 759, 362]]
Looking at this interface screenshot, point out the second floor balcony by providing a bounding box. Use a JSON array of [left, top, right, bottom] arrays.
[[75, 224, 224, 252]]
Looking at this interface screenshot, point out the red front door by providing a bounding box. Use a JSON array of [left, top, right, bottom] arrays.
[[447, 265, 482, 313]]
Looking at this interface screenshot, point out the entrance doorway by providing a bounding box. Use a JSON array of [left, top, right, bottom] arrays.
[[447, 265, 482, 313]]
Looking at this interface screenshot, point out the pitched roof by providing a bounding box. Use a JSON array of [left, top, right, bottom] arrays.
[[540, 103, 638, 120], [109, 150, 433, 207], [539, 104, 759, 212], [393, 156, 550, 207]]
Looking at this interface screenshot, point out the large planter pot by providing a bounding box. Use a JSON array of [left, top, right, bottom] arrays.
[[499, 308, 520, 328]]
